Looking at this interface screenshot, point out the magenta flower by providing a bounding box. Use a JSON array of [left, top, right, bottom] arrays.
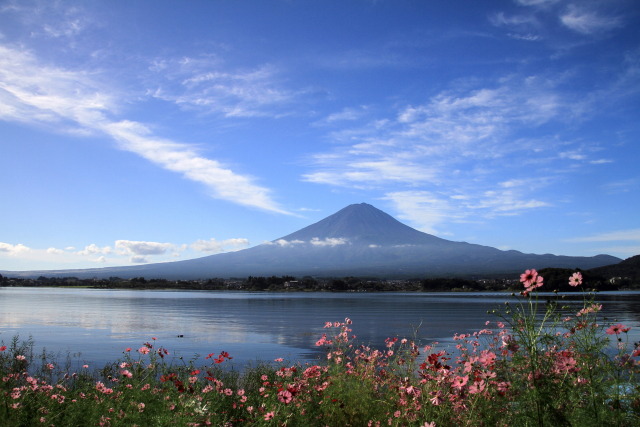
[[606, 323, 631, 335], [278, 389, 293, 404], [569, 272, 583, 287], [520, 269, 543, 294], [451, 375, 469, 390]]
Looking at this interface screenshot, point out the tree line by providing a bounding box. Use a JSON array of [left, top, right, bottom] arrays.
[[1, 268, 635, 292]]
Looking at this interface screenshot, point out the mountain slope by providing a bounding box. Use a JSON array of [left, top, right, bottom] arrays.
[[589, 255, 640, 280], [1, 203, 622, 279], [279, 203, 446, 245]]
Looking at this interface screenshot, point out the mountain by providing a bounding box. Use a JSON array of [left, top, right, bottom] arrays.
[[279, 203, 447, 246], [1, 203, 622, 279], [588, 254, 640, 280]]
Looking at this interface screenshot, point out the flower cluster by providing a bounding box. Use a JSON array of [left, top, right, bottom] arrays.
[[1, 270, 638, 426]]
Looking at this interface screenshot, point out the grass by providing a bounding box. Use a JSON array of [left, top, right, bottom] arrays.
[[1, 270, 639, 426]]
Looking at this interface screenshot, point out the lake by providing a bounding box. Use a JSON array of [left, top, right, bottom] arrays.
[[1, 287, 639, 370]]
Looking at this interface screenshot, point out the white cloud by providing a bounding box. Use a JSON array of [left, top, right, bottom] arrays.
[[149, 58, 299, 118], [560, 5, 622, 35], [77, 244, 112, 256], [559, 150, 587, 161], [115, 240, 174, 256], [0, 242, 30, 255], [475, 190, 550, 214], [304, 158, 437, 188], [384, 185, 551, 235], [567, 229, 640, 243], [319, 106, 368, 124], [489, 12, 538, 28], [190, 238, 250, 253], [515, 0, 559, 6], [589, 159, 612, 165], [305, 75, 571, 222], [0, 44, 289, 214], [310, 237, 349, 247], [266, 239, 305, 247], [102, 120, 289, 214], [46, 247, 65, 255], [383, 191, 457, 234], [600, 179, 637, 194]]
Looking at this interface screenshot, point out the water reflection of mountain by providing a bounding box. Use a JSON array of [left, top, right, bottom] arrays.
[[1, 288, 639, 368]]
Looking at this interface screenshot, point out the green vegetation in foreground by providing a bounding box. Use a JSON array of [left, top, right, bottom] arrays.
[[1, 270, 640, 426]]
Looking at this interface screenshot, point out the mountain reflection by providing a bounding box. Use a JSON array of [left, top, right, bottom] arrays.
[[1, 288, 639, 368]]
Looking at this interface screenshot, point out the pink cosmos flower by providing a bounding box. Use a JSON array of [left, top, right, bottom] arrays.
[[554, 352, 577, 373], [577, 303, 602, 317], [569, 272, 583, 287], [264, 411, 275, 420], [429, 391, 442, 405], [451, 375, 469, 390], [468, 380, 486, 394], [520, 269, 543, 294], [138, 346, 150, 355], [606, 323, 631, 335], [15, 355, 26, 361]]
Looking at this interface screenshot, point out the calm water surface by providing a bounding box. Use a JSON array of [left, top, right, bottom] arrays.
[[1, 287, 639, 369]]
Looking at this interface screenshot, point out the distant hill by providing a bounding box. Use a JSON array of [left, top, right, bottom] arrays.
[[1, 203, 622, 279], [589, 255, 640, 281]]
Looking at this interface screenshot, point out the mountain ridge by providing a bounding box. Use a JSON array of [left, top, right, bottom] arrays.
[[0, 203, 624, 279]]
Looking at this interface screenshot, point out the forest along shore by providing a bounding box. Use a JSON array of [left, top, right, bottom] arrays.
[[0, 267, 636, 292]]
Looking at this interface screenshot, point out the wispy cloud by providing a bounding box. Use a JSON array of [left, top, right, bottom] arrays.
[[0, 44, 289, 214], [383, 191, 457, 234], [1, 0, 92, 40], [560, 4, 622, 35], [515, 0, 559, 6], [600, 179, 637, 195], [383, 186, 550, 234], [565, 229, 640, 259], [302, 68, 631, 230], [148, 57, 301, 118], [567, 229, 640, 243], [304, 75, 571, 211]]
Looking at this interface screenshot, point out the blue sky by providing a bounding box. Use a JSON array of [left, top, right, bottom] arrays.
[[1, 0, 639, 271]]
